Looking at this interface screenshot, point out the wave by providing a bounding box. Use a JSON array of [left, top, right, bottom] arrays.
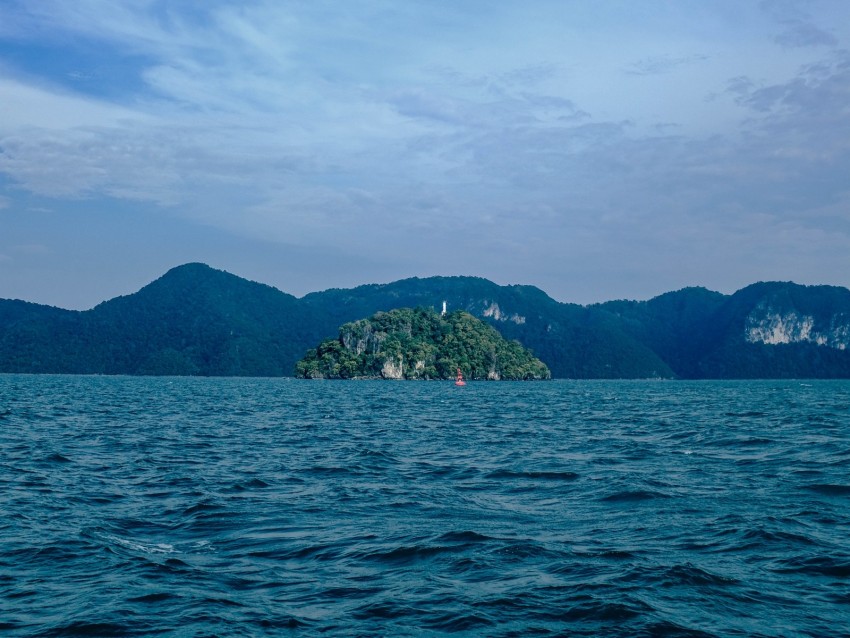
[[223, 477, 270, 492], [772, 556, 850, 577], [600, 490, 672, 503], [436, 530, 495, 543], [182, 501, 226, 515], [421, 612, 495, 632], [94, 533, 175, 556], [643, 620, 719, 637], [538, 598, 654, 623], [485, 469, 580, 481], [362, 543, 463, 565], [126, 592, 178, 604], [33, 621, 137, 637], [661, 563, 739, 587], [801, 483, 850, 496], [738, 527, 820, 549]]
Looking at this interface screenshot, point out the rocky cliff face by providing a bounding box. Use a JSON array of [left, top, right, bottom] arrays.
[[341, 323, 385, 355], [380, 356, 405, 379], [745, 308, 850, 350], [482, 301, 526, 325]]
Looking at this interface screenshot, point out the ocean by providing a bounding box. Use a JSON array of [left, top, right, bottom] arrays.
[[1, 376, 848, 637]]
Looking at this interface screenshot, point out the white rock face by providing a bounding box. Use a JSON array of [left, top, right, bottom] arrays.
[[745, 309, 849, 350], [381, 357, 404, 379], [482, 302, 526, 325], [342, 325, 384, 355]]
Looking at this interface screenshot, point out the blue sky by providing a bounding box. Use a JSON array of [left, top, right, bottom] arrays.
[[2, 1, 849, 309]]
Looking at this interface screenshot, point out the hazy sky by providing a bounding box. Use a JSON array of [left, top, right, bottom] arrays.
[[2, 1, 849, 309]]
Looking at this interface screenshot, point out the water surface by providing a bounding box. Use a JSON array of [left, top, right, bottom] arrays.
[[1, 377, 848, 636]]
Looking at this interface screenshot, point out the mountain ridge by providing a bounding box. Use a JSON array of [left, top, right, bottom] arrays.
[[2, 263, 849, 378]]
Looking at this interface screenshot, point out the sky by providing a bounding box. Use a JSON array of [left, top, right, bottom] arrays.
[[1, 0, 849, 309]]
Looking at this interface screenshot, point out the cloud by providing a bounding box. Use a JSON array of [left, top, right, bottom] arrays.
[[731, 51, 850, 122], [0, 2, 607, 246], [0, 123, 182, 201], [389, 90, 471, 126], [774, 19, 838, 48], [0, 77, 145, 131], [625, 54, 709, 76], [11, 243, 51, 256], [685, 53, 850, 227], [759, 0, 839, 49], [758, 0, 813, 21], [498, 63, 560, 87]]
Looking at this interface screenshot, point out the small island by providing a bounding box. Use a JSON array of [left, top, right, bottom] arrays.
[[295, 307, 550, 380]]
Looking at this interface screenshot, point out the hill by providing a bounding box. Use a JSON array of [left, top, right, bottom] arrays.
[[595, 281, 850, 378], [0, 264, 306, 375], [295, 307, 550, 380], [1, 263, 849, 378]]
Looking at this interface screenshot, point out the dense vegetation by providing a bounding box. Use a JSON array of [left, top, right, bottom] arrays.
[[2, 263, 850, 378], [595, 282, 850, 378], [295, 307, 550, 380], [0, 264, 311, 376]]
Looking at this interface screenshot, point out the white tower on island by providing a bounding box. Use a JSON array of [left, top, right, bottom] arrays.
[[441, 301, 447, 316]]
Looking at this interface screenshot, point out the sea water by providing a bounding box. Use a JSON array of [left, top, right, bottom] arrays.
[[1, 376, 848, 637]]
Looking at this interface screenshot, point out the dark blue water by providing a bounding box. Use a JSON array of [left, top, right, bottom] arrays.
[[1, 376, 849, 637]]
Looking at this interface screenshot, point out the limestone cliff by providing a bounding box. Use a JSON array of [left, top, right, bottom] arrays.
[[693, 282, 850, 378], [745, 306, 849, 350]]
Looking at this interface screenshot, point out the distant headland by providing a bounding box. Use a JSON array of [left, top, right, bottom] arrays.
[[1, 262, 850, 378]]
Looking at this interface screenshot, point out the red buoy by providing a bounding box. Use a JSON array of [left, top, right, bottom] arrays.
[[455, 368, 466, 386]]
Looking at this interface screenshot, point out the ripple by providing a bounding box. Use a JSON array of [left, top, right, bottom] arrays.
[[422, 611, 495, 632], [436, 530, 495, 543], [600, 489, 672, 503], [662, 563, 739, 587], [543, 598, 655, 623], [363, 543, 464, 564], [486, 469, 580, 481], [802, 483, 850, 496], [126, 592, 178, 604], [772, 556, 850, 577]]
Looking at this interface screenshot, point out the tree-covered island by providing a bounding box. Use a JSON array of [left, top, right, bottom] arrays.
[[295, 307, 550, 380]]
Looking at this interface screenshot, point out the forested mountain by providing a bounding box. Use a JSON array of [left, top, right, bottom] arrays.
[[1, 264, 308, 376], [2, 263, 849, 378], [295, 307, 550, 380], [596, 281, 850, 378]]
